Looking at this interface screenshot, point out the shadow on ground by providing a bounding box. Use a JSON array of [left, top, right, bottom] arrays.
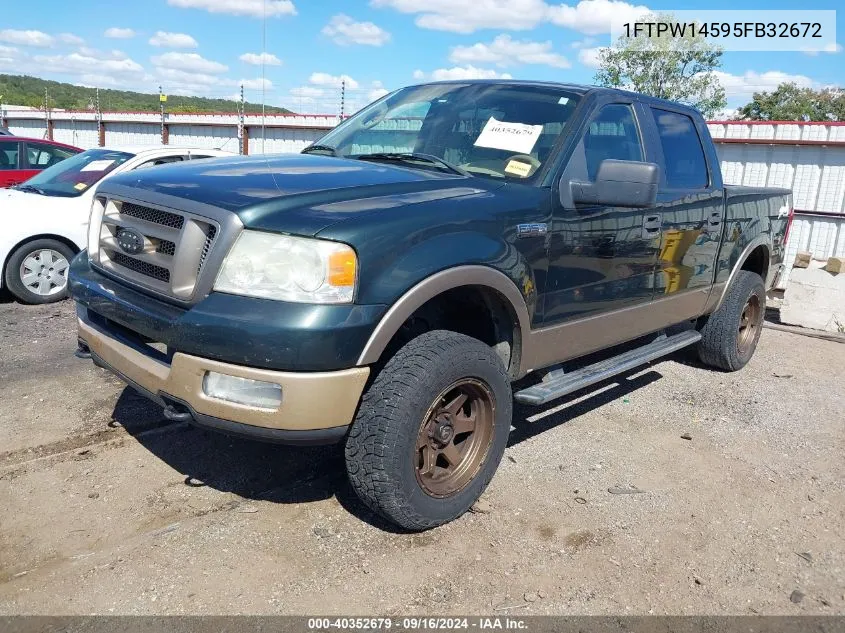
[[112, 359, 670, 532]]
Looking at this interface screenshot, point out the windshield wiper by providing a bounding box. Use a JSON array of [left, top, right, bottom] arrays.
[[15, 184, 46, 195], [301, 144, 337, 156], [355, 152, 470, 177]]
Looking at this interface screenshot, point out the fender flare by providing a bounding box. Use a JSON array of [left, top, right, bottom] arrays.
[[356, 266, 532, 370], [709, 234, 771, 313]]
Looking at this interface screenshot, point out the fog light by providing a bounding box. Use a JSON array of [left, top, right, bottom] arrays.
[[202, 372, 282, 409]]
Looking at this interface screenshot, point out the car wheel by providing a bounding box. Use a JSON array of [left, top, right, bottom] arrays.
[[344, 330, 512, 531], [4, 239, 75, 305], [697, 270, 766, 371]]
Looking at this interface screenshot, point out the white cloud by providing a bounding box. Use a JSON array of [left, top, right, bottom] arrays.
[[240, 77, 273, 91], [577, 47, 605, 68], [713, 70, 817, 103], [33, 52, 144, 76], [290, 86, 326, 100], [367, 81, 390, 102], [239, 52, 282, 66], [149, 31, 198, 48], [78, 47, 129, 60], [167, 0, 296, 18], [322, 14, 391, 46], [371, 0, 549, 33], [547, 0, 650, 35], [104, 27, 136, 39], [450, 34, 569, 68], [59, 33, 85, 45], [0, 29, 54, 47], [151, 52, 228, 74], [309, 72, 359, 90], [570, 37, 596, 48], [415, 65, 514, 81]]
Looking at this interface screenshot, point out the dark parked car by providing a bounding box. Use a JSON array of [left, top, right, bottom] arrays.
[[70, 81, 793, 530], [0, 136, 82, 187], [0, 126, 13, 136]]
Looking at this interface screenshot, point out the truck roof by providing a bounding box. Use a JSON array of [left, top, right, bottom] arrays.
[[413, 79, 705, 118]]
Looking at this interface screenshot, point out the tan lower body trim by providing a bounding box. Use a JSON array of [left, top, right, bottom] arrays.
[[522, 288, 710, 373], [78, 318, 369, 431]]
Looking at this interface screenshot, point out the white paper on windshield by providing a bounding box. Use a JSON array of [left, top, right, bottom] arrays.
[[81, 159, 115, 172], [474, 117, 544, 155]]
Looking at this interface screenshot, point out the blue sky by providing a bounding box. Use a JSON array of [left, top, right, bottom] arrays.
[[1, 0, 842, 115]]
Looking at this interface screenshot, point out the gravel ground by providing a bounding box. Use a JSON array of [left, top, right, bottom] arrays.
[[0, 295, 843, 615]]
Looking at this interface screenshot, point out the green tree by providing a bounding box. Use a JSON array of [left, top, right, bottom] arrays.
[[595, 13, 727, 118], [737, 83, 845, 122]]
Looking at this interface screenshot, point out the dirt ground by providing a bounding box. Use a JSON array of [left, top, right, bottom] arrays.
[[0, 295, 843, 616]]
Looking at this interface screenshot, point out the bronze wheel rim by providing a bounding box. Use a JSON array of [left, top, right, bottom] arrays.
[[415, 379, 496, 498], [738, 293, 762, 356]]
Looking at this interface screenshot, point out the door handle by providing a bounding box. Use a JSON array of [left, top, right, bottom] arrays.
[[642, 214, 662, 238]]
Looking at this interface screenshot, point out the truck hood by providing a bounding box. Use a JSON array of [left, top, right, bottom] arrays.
[[97, 153, 499, 236]]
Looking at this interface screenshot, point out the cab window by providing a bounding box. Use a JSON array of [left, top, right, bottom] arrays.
[[651, 109, 709, 189], [565, 103, 644, 184]]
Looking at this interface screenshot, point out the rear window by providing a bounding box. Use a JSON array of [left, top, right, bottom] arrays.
[[652, 109, 709, 189]]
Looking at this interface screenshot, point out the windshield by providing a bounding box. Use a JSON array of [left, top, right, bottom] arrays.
[[313, 83, 581, 183], [19, 149, 134, 197]]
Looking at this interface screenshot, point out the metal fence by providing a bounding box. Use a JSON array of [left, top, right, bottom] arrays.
[[4, 109, 843, 287]]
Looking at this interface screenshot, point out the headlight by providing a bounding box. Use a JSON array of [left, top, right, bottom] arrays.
[[214, 231, 357, 303]]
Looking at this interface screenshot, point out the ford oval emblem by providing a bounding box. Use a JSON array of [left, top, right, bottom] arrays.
[[115, 228, 146, 255]]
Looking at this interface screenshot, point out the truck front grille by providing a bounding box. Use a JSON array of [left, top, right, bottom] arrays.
[[90, 198, 222, 302]]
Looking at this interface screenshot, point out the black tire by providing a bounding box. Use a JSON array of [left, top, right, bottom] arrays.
[[345, 330, 512, 531], [697, 270, 766, 371], [4, 239, 75, 305]]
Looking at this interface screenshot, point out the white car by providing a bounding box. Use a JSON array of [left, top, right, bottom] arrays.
[[1, 146, 233, 304]]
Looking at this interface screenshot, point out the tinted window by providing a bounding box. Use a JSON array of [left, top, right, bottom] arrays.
[[652, 109, 708, 189], [25, 142, 76, 169], [582, 104, 644, 181], [0, 140, 19, 170]]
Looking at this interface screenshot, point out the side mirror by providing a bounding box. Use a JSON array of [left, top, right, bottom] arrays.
[[568, 159, 659, 208]]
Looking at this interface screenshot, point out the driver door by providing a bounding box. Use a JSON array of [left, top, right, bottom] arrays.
[[543, 101, 660, 326]]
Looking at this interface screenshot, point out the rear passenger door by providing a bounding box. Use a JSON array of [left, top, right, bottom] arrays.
[[645, 107, 723, 311], [544, 101, 659, 324]]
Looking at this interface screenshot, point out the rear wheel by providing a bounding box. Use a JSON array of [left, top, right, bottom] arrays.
[[4, 239, 74, 304], [697, 270, 765, 371], [344, 330, 512, 531]]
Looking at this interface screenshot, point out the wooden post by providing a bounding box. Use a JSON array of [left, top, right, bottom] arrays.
[[46, 118, 54, 141], [242, 125, 249, 155], [98, 121, 106, 147]]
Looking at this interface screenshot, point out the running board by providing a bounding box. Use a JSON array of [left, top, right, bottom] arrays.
[[514, 330, 701, 406]]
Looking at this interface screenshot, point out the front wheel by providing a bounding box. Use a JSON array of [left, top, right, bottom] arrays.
[[4, 239, 75, 305], [344, 330, 512, 531]]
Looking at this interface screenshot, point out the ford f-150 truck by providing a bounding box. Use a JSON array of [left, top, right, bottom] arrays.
[[69, 81, 793, 530]]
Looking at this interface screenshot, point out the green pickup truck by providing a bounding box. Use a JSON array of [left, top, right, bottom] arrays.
[[70, 81, 793, 530]]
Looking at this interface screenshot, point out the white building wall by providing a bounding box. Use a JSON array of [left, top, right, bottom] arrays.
[[168, 124, 240, 152], [107, 122, 163, 147], [52, 120, 99, 149]]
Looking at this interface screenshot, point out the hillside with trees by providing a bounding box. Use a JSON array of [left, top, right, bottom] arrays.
[[0, 74, 290, 114]]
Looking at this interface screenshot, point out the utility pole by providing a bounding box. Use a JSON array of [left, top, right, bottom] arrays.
[[44, 88, 53, 140], [159, 86, 168, 145], [340, 78, 346, 120], [238, 84, 246, 156], [96, 87, 105, 147]]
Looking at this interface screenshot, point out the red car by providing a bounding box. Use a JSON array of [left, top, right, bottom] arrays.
[[0, 137, 83, 188]]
